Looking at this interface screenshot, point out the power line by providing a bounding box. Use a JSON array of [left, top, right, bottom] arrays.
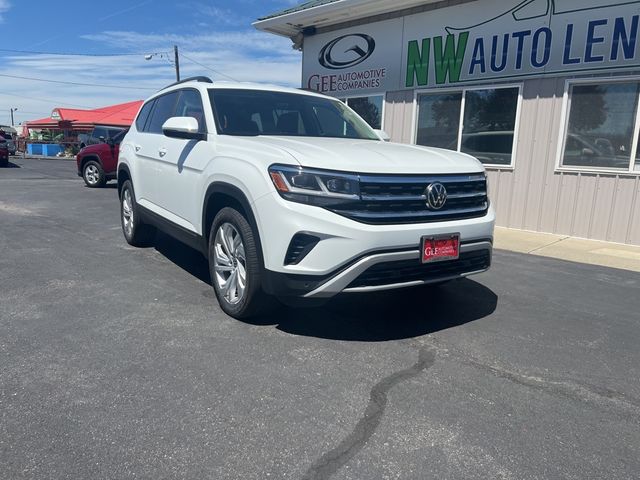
[[180, 52, 239, 82], [0, 92, 95, 109], [0, 73, 157, 91], [0, 48, 161, 57], [0, 109, 43, 115], [0, 48, 240, 82]]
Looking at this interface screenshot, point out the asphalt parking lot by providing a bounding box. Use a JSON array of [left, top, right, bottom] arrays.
[[1, 156, 639, 480]]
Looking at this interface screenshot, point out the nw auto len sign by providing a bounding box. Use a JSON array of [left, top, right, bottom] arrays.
[[302, 0, 640, 96]]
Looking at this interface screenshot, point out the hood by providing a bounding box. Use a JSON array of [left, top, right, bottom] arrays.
[[79, 143, 109, 155], [240, 137, 484, 174]]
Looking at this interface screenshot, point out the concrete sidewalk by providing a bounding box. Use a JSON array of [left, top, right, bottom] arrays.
[[18, 154, 75, 161], [494, 227, 640, 273]]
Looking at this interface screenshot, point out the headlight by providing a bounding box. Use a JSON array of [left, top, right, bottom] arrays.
[[269, 165, 360, 206]]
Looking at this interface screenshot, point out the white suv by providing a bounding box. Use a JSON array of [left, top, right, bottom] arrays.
[[118, 77, 495, 318]]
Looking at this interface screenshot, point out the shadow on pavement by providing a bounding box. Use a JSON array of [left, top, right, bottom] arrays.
[[3, 161, 21, 168], [152, 231, 498, 341], [250, 279, 497, 341], [154, 231, 211, 285]]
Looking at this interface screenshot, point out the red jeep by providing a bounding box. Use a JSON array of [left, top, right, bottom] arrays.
[[76, 129, 127, 187]]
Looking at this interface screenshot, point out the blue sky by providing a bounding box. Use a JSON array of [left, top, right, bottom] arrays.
[[0, 0, 302, 126]]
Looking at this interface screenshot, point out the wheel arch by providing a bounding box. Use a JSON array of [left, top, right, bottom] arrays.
[[80, 154, 102, 172], [202, 182, 264, 263], [117, 163, 132, 196]]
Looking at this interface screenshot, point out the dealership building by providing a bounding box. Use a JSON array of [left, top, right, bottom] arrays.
[[255, 0, 640, 246]]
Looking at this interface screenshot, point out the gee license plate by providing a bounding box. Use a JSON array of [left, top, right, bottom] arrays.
[[421, 235, 460, 263]]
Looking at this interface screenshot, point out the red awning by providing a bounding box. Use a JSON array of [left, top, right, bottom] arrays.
[[25, 100, 144, 130]]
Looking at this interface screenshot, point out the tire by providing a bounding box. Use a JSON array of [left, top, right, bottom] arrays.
[[208, 207, 275, 319], [0, 158, 8, 168], [83, 160, 106, 188], [120, 180, 155, 247]]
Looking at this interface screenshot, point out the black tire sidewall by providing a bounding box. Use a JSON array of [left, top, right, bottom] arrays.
[[83, 160, 105, 188], [120, 180, 140, 244], [209, 208, 263, 318]]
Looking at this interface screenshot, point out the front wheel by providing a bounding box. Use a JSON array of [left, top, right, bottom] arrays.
[[209, 207, 275, 319], [83, 160, 106, 187]]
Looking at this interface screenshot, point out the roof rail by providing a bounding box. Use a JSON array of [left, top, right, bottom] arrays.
[[161, 76, 213, 90]]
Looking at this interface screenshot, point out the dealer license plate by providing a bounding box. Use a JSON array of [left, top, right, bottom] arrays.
[[421, 234, 460, 263]]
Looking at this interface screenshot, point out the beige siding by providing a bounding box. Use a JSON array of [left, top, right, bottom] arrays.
[[384, 91, 414, 144], [383, 77, 640, 246]]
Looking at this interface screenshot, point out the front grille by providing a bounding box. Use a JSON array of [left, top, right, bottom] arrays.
[[346, 250, 491, 289], [330, 173, 488, 224]]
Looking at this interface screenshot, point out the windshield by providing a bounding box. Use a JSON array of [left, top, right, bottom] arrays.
[[209, 89, 379, 140]]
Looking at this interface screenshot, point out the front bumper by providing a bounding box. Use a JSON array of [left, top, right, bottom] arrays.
[[253, 192, 495, 298], [262, 239, 491, 298]]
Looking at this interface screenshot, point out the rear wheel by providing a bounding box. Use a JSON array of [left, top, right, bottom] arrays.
[[120, 180, 155, 247], [209, 207, 275, 319], [83, 160, 106, 187]]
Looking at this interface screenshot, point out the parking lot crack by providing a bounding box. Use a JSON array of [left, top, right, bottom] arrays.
[[465, 358, 640, 418], [301, 346, 436, 480]]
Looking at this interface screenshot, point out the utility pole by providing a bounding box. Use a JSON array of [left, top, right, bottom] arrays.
[[10, 107, 17, 126], [174, 45, 180, 82]]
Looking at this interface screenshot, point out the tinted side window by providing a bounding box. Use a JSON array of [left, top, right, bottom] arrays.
[[146, 92, 179, 134], [112, 129, 128, 145], [108, 128, 124, 138], [136, 101, 154, 132], [175, 90, 206, 133], [93, 127, 108, 140]]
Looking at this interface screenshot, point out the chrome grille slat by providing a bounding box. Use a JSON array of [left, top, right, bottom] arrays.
[[361, 191, 486, 202], [337, 204, 489, 220]]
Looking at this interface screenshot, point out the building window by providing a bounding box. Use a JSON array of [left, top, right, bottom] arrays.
[[415, 86, 520, 166], [561, 81, 640, 172], [345, 95, 384, 129], [416, 93, 462, 149]]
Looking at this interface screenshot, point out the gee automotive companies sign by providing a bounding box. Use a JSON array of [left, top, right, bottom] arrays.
[[302, 0, 640, 95], [303, 18, 404, 95]]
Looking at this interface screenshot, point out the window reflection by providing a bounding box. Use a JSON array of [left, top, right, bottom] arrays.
[[563, 83, 639, 170], [416, 93, 462, 149], [346, 95, 384, 129]]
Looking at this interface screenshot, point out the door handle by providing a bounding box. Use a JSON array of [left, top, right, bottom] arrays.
[[158, 148, 167, 158], [134, 145, 141, 152]]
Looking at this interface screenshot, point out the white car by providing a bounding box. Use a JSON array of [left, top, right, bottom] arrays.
[[117, 77, 495, 318]]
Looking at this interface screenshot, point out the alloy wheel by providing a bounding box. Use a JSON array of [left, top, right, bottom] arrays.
[[213, 222, 247, 305], [122, 188, 134, 237], [85, 164, 99, 185]]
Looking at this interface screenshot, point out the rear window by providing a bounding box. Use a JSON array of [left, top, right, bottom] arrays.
[[136, 101, 154, 132], [146, 92, 179, 134]]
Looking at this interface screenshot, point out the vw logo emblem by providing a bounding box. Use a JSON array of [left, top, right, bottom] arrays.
[[318, 34, 375, 70], [425, 183, 448, 210]]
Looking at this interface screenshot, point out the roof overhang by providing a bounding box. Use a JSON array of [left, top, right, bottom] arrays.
[[254, 0, 443, 38]]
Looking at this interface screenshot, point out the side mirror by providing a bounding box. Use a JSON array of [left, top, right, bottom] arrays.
[[106, 137, 115, 147], [374, 129, 391, 142], [162, 117, 206, 141]]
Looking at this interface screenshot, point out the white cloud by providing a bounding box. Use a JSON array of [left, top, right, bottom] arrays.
[[0, 28, 301, 127], [0, 0, 10, 22], [190, 3, 250, 26]]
